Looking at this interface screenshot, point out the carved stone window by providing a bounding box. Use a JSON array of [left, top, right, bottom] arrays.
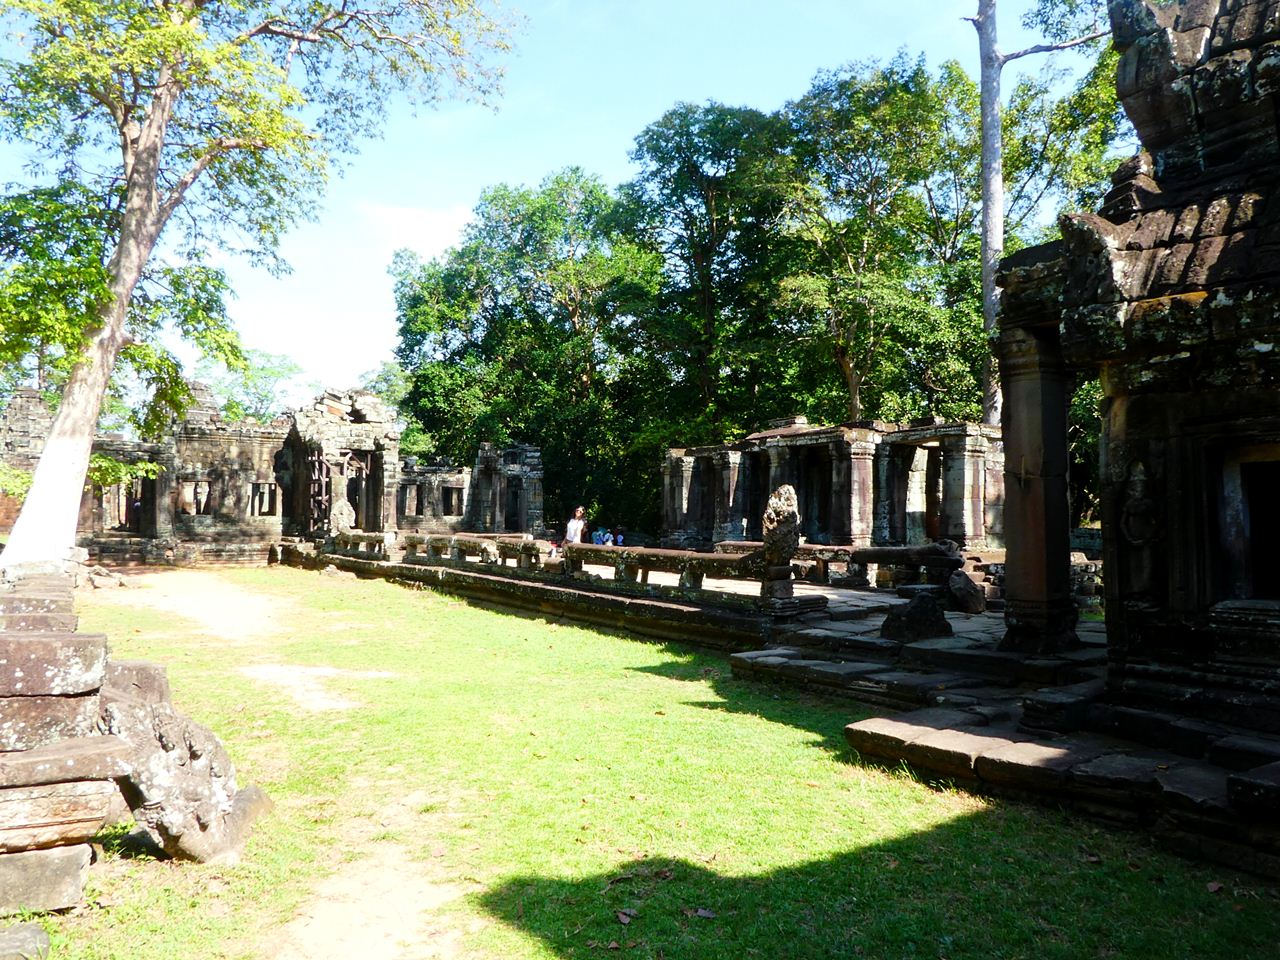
[[442, 486, 464, 517], [250, 482, 278, 517]]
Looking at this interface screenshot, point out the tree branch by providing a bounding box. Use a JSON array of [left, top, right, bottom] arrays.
[[1003, 29, 1108, 64]]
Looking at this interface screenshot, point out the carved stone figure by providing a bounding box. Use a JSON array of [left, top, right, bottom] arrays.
[[98, 661, 270, 863]]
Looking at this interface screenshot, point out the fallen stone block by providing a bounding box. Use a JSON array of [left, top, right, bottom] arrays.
[[1227, 761, 1280, 815], [0, 694, 99, 752], [0, 780, 116, 853], [100, 661, 271, 863], [0, 845, 90, 915], [0, 922, 50, 959], [880, 594, 952, 641]]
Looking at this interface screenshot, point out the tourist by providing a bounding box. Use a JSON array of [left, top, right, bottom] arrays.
[[565, 505, 586, 545], [614, 527, 625, 547]]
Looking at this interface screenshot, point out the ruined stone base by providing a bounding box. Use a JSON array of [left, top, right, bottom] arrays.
[[757, 594, 828, 620], [0, 845, 91, 914], [0, 922, 50, 959]]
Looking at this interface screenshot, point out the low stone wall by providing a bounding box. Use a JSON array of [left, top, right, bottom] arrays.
[[284, 546, 773, 651]]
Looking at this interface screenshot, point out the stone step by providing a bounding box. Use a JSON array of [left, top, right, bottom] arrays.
[[1085, 702, 1280, 762], [0, 612, 78, 633], [731, 648, 988, 710], [1227, 761, 1280, 815], [0, 633, 108, 697], [0, 735, 131, 789], [0, 594, 74, 616]]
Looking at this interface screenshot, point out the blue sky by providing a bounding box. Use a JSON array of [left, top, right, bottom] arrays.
[[4, 0, 1061, 397]]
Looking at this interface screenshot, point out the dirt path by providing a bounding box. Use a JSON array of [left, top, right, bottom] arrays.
[[86, 569, 296, 645], [88, 569, 479, 960]]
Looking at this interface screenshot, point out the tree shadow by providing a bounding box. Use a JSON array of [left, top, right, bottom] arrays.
[[629, 650, 876, 758], [477, 807, 1276, 960]]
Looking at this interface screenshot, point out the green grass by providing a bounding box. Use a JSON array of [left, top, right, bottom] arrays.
[[19, 567, 1278, 959]]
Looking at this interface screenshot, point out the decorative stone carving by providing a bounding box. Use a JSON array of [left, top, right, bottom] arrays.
[[98, 661, 270, 863]]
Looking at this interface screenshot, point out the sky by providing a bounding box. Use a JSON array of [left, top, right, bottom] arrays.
[[2, 0, 1060, 400]]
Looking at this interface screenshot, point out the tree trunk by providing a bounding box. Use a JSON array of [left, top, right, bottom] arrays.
[[836, 346, 862, 422], [1, 303, 132, 570], [974, 0, 1005, 427], [1, 80, 174, 572]]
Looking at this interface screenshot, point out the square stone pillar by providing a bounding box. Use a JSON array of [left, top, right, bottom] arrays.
[[713, 450, 744, 542], [767, 444, 787, 491], [828, 438, 876, 546], [998, 326, 1077, 653], [940, 430, 987, 549]]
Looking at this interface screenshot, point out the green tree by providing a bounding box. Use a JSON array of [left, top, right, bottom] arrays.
[[393, 167, 662, 526], [196, 348, 310, 422], [619, 103, 799, 439], [782, 56, 987, 423], [0, 0, 509, 569], [0, 181, 242, 436]]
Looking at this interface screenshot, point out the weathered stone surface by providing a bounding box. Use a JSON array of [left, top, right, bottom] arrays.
[[0, 694, 98, 752], [1226, 760, 1280, 815], [0, 779, 115, 853], [0, 736, 130, 788], [975, 738, 1108, 790], [1208, 734, 1280, 771], [99, 661, 270, 863], [946, 570, 986, 613], [102, 660, 170, 705], [1069, 752, 1178, 805], [880, 594, 953, 641], [844, 708, 985, 762], [0, 845, 90, 914], [1156, 762, 1232, 814], [0, 922, 51, 959], [0, 633, 108, 696], [899, 727, 1022, 781], [0, 613, 77, 634]]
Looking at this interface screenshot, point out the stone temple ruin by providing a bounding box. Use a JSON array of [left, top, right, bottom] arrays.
[[999, 0, 1280, 727], [0, 385, 546, 564], [662, 416, 1003, 551]]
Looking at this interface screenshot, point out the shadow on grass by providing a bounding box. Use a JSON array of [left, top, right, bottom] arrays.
[[478, 806, 1276, 960], [630, 648, 875, 758]]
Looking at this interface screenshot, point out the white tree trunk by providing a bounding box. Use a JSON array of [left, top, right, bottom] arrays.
[[975, 0, 1005, 427], [1, 88, 172, 574]]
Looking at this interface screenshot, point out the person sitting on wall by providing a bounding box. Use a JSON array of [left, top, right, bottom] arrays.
[[565, 505, 587, 545], [614, 527, 625, 547], [601, 529, 614, 546]]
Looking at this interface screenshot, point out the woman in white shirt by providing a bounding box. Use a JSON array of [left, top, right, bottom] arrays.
[[564, 505, 587, 545]]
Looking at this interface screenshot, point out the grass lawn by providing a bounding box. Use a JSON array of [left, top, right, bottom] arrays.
[[23, 566, 1279, 959]]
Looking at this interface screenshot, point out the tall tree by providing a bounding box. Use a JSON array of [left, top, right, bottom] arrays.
[[0, 0, 509, 570], [968, 0, 1111, 425], [394, 167, 661, 524], [782, 56, 986, 422], [619, 103, 795, 437]]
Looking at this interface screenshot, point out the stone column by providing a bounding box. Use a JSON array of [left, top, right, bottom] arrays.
[[767, 444, 787, 491], [940, 430, 987, 549], [872, 445, 892, 544], [713, 450, 744, 542], [998, 326, 1077, 653], [830, 436, 876, 546]]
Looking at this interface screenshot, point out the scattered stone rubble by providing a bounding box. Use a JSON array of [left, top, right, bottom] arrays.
[[0, 572, 267, 916]]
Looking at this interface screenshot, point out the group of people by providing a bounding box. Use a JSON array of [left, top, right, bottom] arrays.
[[562, 505, 625, 547]]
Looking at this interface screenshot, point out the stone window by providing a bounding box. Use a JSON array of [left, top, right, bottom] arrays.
[[442, 486, 464, 517], [1220, 445, 1280, 601], [250, 482, 278, 517], [181, 481, 213, 516]]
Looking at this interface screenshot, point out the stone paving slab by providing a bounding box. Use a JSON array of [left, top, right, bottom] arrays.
[[1227, 761, 1280, 814], [975, 737, 1110, 789], [0, 845, 90, 914]]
